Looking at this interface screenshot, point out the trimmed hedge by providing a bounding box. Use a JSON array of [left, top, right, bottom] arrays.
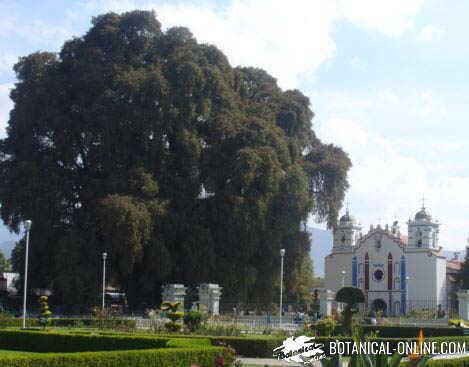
[[166, 338, 212, 348], [0, 347, 229, 367], [362, 326, 464, 338], [0, 318, 136, 329], [211, 335, 469, 358], [0, 330, 168, 353]]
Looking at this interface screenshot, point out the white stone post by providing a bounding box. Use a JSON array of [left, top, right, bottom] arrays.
[[457, 290, 469, 320], [162, 284, 187, 308], [198, 283, 222, 315], [319, 289, 335, 317]]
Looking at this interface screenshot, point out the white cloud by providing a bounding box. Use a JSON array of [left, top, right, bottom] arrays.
[[418, 25, 444, 41], [378, 90, 399, 104], [76, 0, 427, 88], [312, 94, 469, 251], [431, 142, 462, 153], [0, 52, 17, 74], [338, 0, 426, 37], [316, 117, 369, 151], [0, 83, 13, 138], [155, 0, 339, 89]]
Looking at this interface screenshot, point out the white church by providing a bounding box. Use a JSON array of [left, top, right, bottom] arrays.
[[324, 205, 456, 315]]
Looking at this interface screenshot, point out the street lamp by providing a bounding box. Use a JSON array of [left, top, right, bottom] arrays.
[[102, 252, 107, 310], [22, 220, 32, 329], [279, 248, 285, 328]]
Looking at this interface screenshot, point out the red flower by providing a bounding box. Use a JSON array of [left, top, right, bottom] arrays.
[[215, 357, 225, 366]]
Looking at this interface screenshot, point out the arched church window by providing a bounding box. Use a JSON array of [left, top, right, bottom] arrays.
[[358, 263, 362, 274], [394, 277, 400, 289], [341, 234, 346, 244], [394, 262, 399, 273]]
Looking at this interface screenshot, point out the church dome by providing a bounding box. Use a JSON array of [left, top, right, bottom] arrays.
[[339, 210, 356, 224], [415, 207, 432, 221]]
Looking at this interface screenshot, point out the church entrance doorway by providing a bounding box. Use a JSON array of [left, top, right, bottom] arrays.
[[372, 299, 387, 314]]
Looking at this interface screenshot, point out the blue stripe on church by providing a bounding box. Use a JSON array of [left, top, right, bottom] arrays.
[[400, 256, 406, 314], [352, 257, 357, 287]]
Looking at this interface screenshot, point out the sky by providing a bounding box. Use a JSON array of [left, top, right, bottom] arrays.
[[0, 0, 468, 250]]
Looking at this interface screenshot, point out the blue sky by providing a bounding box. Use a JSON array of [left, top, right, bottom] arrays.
[[0, 0, 468, 250]]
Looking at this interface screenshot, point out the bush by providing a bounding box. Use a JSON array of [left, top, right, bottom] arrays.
[[184, 312, 203, 332], [0, 317, 137, 329], [0, 346, 231, 367], [312, 317, 337, 336], [161, 302, 183, 333], [0, 330, 168, 353], [336, 287, 365, 304], [211, 335, 469, 358]]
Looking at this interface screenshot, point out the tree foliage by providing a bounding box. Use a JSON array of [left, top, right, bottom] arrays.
[[336, 287, 365, 334], [0, 10, 351, 311], [0, 250, 8, 273]]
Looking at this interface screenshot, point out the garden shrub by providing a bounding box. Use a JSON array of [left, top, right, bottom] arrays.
[[336, 287, 365, 334], [184, 311, 203, 332], [0, 347, 231, 367], [0, 318, 136, 329], [0, 330, 168, 353], [210, 335, 469, 358], [166, 337, 212, 348], [160, 302, 183, 333], [37, 296, 52, 329], [312, 317, 337, 336]]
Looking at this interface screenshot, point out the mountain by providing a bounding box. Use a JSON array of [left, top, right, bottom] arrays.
[[0, 241, 16, 259], [308, 227, 332, 277]]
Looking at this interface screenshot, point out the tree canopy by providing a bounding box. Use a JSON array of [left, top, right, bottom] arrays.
[[0, 10, 351, 311]]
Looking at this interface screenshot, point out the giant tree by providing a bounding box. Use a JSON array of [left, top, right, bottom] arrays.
[[0, 10, 351, 311]]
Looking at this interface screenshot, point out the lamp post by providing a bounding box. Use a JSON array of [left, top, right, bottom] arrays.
[[22, 220, 32, 329], [279, 248, 285, 328], [102, 252, 107, 310]]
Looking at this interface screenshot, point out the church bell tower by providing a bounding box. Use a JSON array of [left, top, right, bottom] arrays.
[[333, 209, 362, 251], [407, 203, 440, 249]]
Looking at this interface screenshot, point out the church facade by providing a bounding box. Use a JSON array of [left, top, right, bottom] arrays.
[[324, 206, 449, 315]]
